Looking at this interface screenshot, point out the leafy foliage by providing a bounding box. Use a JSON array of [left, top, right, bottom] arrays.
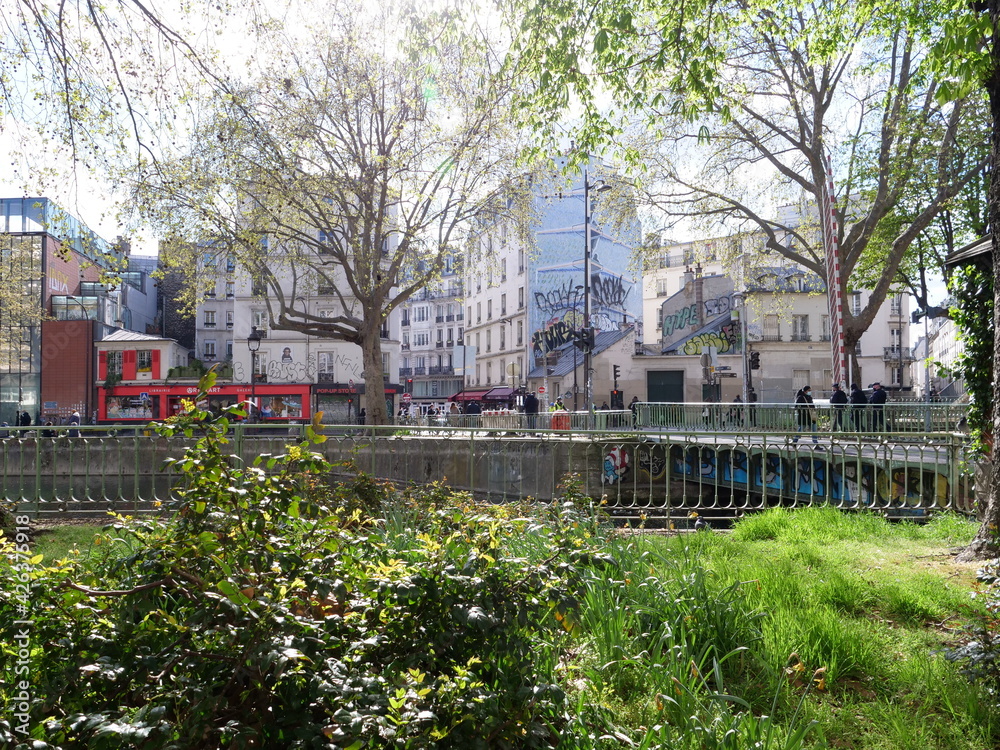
[[948, 260, 994, 448]]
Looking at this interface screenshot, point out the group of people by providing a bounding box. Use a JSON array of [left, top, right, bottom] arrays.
[[0, 410, 82, 438], [794, 382, 888, 442]]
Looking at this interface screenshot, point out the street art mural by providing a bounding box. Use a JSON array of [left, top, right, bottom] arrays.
[[611, 440, 962, 515], [659, 275, 743, 354], [601, 445, 631, 485], [527, 167, 641, 356]]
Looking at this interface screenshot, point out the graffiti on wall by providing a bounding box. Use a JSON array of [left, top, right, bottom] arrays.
[[531, 318, 579, 355], [535, 280, 584, 317], [532, 272, 635, 353], [233, 353, 364, 384], [591, 274, 630, 310], [681, 322, 741, 356], [662, 295, 735, 338]]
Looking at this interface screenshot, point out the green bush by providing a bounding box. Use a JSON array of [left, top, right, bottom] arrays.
[[0, 375, 603, 749]]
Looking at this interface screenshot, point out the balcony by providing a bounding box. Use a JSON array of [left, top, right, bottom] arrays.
[[429, 365, 454, 375], [435, 341, 444, 348], [820, 334, 831, 341], [446, 314, 455, 322], [401, 344, 410, 351], [399, 367, 413, 377], [203, 322, 217, 329], [413, 366, 427, 375], [402, 318, 410, 327], [790, 334, 811, 342], [456, 313, 464, 321], [317, 371, 338, 383], [761, 334, 781, 342], [446, 339, 454, 347], [253, 373, 268, 383], [435, 315, 444, 323], [883, 347, 915, 362]]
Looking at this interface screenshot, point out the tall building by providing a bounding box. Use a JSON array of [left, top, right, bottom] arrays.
[[0, 197, 131, 425], [462, 158, 642, 408]]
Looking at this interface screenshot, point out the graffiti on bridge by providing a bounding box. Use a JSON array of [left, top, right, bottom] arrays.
[[662, 294, 735, 337]]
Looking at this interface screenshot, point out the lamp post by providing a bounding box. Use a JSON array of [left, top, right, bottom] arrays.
[[583, 166, 612, 422], [247, 326, 262, 421], [733, 291, 750, 404]]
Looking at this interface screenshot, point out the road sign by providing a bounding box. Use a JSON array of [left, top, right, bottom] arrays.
[[538, 386, 546, 394], [401, 393, 411, 403], [718, 372, 738, 378], [716, 366, 731, 371]]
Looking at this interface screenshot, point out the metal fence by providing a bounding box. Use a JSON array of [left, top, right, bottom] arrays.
[[1, 411, 977, 526]]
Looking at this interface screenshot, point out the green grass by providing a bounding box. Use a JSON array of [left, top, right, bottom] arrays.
[[29, 524, 105, 562], [635, 507, 996, 750]]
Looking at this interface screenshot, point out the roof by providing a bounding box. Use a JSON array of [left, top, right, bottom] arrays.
[[101, 329, 172, 343], [526, 327, 632, 379], [449, 388, 492, 402], [944, 236, 991, 268]]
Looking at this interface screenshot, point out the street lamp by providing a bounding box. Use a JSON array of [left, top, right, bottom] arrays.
[[732, 291, 750, 404], [247, 326, 262, 421], [583, 166, 612, 421]]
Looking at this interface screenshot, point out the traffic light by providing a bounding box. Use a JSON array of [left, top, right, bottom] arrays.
[[613, 364, 621, 382], [573, 327, 595, 351], [406, 378, 413, 393], [749, 351, 761, 370]]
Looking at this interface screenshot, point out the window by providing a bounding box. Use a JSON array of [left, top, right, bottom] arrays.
[[501, 259, 507, 282], [851, 292, 863, 316], [518, 247, 525, 273], [318, 352, 334, 374], [657, 307, 664, 331], [656, 278, 669, 296], [253, 353, 267, 375], [500, 358, 506, 380], [500, 326, 506, 350], [106, 350, 123, 375], [792, 315, 809, 341], [821, 315, 830, 341], [205, 282, 216, 298], [792, 369, 810, 391], [414, 306, 429, 322], [477, 302, 482, 323], [467, 305, 472, 322], [486, 329, 492, 352], [203, 252, 217, 268], [227, 311, 234, 329], [319, 309, 337, 318], [475, 332, 480, 350], [891, 366, 903, 386], [890, 293, 902, 316], [501, 293, 506, 316], [415, 332, 429, 347], [763, 314, 780, 341], [487, 299, 493, 320], [226, 340, 233, 358], [252, 310, 268, 331], [226, 258, 236, 273], [226, 281, 234, 298], [204, 310, 217, 328], [382, 353, 390, 375], [137, 350, 153, 373], [486, 361, 492, 383], [890, 328, 902, 351], [517, 320, 523, 346], [203, 341, 217, 359], [518, 287, 524, 308]]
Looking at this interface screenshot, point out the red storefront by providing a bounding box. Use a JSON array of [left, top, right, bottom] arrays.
[[97, 383, 314, 423]]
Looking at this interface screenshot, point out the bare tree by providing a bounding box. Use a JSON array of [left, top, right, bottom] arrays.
[[138, 1, 534, 424]]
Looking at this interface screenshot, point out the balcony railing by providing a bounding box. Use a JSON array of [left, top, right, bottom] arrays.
[[761, 334, 781, 342], [402, 318, 410, 327], [413, 367, 427, 375], [883, 347, 915, 362], [435, 341, 444, 348], [446, 314, 455, 322], [399, 367, 413, 377], [435, 315, 444, 323], [790, 334, 810, 342], [429, 365, 454, 375]]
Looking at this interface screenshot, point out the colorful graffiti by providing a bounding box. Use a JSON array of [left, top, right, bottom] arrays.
[[681, 322, 741, 355], [662, 295, 735, 338], [531, 318, 579, 355], [602, 446, 631, 485]]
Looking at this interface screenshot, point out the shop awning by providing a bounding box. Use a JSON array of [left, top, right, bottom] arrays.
[[482, 386, 515, 401], [449, 389, 491, 402]]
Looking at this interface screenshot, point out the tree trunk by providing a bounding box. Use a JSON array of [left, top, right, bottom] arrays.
[[958, 0, 1000, 562], [361, 326, 390, 426]]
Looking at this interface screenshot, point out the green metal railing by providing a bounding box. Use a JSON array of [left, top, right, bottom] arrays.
[[1, 410, 977, 525]]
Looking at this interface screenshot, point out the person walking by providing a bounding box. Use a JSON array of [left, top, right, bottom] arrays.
[[68, 410, 81, 438], [868, 382, 888, 431], [523, 390, 539, 430], [829, 383, 848, 431], [629, 395, 640, 429], [849, 383, 867, 431], [19, 410, 31, 428], [729, 394, 744, 427], [747, 387, 758, 427], [793, 386, 819, 444]]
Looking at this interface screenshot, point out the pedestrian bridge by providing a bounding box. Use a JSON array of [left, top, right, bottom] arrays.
[[1, 402, 975, 527]]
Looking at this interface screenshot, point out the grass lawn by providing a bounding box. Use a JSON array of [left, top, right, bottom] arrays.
[[12, 507, 1000, 749], [642, 508, 996, 750]]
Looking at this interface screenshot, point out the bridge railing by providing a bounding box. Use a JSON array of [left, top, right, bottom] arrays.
[[2, 419, 976, 525], [635, 402, 968, 434]]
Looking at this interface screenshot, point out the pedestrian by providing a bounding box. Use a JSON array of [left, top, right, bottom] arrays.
[[869, 382, 888, 430], [523, 390, 539, 430], [358, 408, 366, 425], [829, 383, 848, 431], [600, 401, 610, 410], [19, 410, 31, 427], [793, 386, 819, 444], [630, 395, 640, 428], [68, 410, 81, 438], [729, 394, 744, 427], [549, 398, 566, 412], [41, 420, 55, 438], [747, 387, 758, 427], [850, 383, 867, 430]]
